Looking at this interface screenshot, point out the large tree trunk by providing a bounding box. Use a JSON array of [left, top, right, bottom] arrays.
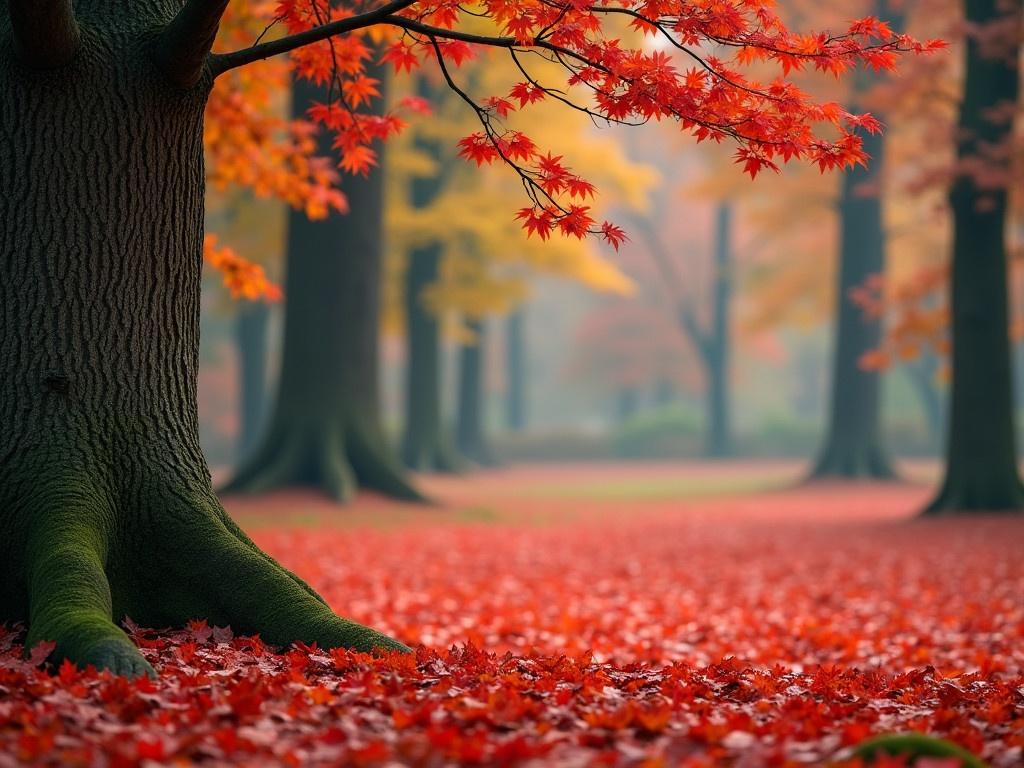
[[456, 319, 497, 464], [505, 307, 528, 431], [0, 5, 406, 678], [810, 106, 895, 480], [225, 74, 420, 501], [234, 301, 271, 462], [703, 203, 734, 458], [925, 0, 1023, 514]]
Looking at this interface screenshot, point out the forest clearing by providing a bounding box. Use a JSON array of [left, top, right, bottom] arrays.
[[2, 464, 1020, 766]]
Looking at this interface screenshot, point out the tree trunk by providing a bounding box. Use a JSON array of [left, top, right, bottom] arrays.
[[505, 307, 528, 431], [616, 389, 640, 424], [704, 203, 734, 458], [399, 77, 460, 472], [810, 0, 904, 481], [925, 0, 1023, 514], [456, 319, 497, 464], [234, 301, 271, 462], [224, 74, 420, 502], [810, 103, 895, 480], [904, 352, 945, 449], [401, 243, 460, 471], [0, 6, 406, 677]]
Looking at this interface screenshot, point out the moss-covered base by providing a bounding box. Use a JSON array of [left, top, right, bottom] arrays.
[[224, 420, 424, 503], [7, 472, 410, 679], [851, 733, 988, 767]]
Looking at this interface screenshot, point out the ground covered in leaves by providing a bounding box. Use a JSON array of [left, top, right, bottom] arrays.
[[2, 462, 1022, 767]]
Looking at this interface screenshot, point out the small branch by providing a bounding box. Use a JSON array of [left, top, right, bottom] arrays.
[[8, 0, 80, 69], [210, 0, 420, 77], [153, 0, 232, 89]]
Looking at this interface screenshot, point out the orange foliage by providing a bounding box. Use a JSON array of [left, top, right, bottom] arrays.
[[204, 234, 284, 301]]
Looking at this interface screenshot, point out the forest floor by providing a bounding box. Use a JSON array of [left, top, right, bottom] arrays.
[[2, 460, 1022, 767]]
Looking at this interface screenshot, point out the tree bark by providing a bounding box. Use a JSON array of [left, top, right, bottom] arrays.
[[810, 90, 895, 479], [0, 4, 407, 677], [924, 0, 1023, 514], [400, 77, 460, 472], [505, 307, 528, 431], [703, 203, 734, 458], [234, 301, 271, 463], [456, 319, 497, 464], [225, 73, 420, 502]]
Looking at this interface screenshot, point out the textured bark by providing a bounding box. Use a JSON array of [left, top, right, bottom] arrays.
[[225, 73, 420, 502], [810, 53, 897, 480], [234, 302, 271, 462], [0, 2, 408, 677], [505, 308, 528, 431], [925, 0, 1023, 514], [456, 319, 496, 465], [400, 77, 460, 472]]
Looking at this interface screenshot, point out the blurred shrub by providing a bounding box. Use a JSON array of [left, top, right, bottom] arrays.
[[611, 405, 703, 459], [494, 430, 614, 462]]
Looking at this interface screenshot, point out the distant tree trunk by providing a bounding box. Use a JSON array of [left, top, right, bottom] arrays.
[[925, 0, 1023, 514], [904, 352, 944, 449], [401, 244, 460, 470], [703, 203, 734, 458], [234, 301, 271, 462], [810, 0, 905, 481], [400, 77, 460, 472], [456, 319, 496, 464], [616, 389, 640, 424], [653, 378, 675, 407], [225, 73, 421, 502], [505, 308, 528, 431], [810, 103, 895, 479]]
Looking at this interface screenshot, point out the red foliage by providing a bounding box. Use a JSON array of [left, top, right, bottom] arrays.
[[2, 480, 1022, 767]]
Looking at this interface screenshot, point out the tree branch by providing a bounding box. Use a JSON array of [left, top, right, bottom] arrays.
[[209, 0, 420, 77], [8, 0, 80, 69], [153, 0, 232, 89]]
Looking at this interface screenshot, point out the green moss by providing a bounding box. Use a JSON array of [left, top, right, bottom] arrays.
[[851, 733, 988, 768]]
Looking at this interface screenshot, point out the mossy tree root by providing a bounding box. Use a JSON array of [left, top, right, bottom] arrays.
[[14, 473, 409, 678], [850, 733, 988, 767], [223, 420, 424, 503]]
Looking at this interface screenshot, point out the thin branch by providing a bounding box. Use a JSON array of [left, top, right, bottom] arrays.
[[210, 0, 420, 77], [153, 0, 232, 88], [8, 0, 80, 69]]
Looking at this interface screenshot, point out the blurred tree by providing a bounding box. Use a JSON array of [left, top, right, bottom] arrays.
[[631, 202, 736, 456], [925, 0, 1022, 512], [226, 69, 422, 501], [505, 308, 528, 431], [0, 0, 937, 675], [456, 319, 497, 464], [811, 11, 903, 480]]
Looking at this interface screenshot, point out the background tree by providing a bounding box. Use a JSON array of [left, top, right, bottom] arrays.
[[225, 65, 423, 501], [0, 0, 934, 676]]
